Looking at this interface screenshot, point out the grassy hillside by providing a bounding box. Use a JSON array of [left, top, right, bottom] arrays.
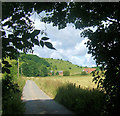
[[45, 58, 84, 75], [20, 54, 85, 75]]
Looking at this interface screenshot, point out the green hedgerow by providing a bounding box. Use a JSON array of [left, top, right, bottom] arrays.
[[63, 71, 70, 76]]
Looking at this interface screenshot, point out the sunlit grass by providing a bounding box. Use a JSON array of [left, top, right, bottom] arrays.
[[31, 75, 97, 90]]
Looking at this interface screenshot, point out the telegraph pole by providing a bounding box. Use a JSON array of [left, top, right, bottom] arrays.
[[18, 58, 19, 78]]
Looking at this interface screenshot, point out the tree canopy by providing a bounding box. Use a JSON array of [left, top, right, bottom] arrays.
[[2, 2, 120, 115], [19, 53, 50, 77]]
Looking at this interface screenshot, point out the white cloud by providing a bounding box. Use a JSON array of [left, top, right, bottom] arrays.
[[68, 56, 85, 66], [84, 54, 96, 67], [50, 51, 63, 59], [74, 38, 88, 56], [29, 14, 96, 67], [33, 45, 53, 58], [41, 23, 83, 50]]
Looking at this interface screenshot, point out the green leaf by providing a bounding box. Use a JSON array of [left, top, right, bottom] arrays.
[[33, 30, 40, 35], [31, 30, 40, 38], [44, 42, 56, 50], [33, 39, 39, 46], [2, 60, 9, 65], [2, 67, 10, 74], [40, 40, 44, 47], [6, 68, 10, 74], [5, 64, 12, 68], [41, 37, 50, 40]]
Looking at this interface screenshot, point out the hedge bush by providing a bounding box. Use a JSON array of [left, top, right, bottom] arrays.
[[63, 71, 70, 76], [56, 72, 59, 75]]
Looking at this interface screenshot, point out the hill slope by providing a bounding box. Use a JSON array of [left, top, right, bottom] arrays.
[[45, 58, 83, 75], [20, 54, 84, 75]]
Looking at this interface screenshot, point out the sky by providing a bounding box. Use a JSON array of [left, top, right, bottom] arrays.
[[29, 12, 96, 67], [2, 11, 96, 67]]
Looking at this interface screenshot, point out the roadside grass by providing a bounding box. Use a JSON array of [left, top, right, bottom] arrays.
[[32, 76, 105, 115], [55, 83, 105, 116], [2, 76, 26, 115]]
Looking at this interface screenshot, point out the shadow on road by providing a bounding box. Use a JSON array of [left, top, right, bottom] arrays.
[[23, 99, 75, 115]]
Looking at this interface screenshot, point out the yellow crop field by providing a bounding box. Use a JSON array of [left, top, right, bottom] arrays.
[[29, 75, 97, 90]]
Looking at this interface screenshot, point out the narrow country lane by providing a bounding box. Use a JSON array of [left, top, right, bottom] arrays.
[[22, 80, 75, 115]]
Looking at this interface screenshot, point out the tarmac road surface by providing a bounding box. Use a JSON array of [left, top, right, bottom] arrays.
[[22, 80, 75, 115]]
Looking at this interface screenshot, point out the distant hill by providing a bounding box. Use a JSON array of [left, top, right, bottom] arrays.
[[19, 53, 85, 75], [44, 58, 84, 75]]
